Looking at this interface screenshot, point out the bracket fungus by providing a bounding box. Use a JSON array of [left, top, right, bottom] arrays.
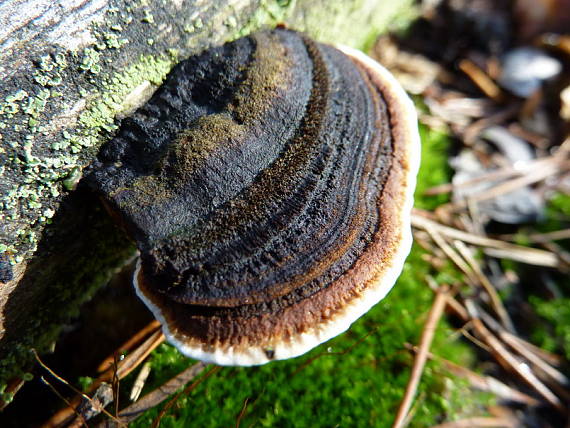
[[89, 29, 420, 366]]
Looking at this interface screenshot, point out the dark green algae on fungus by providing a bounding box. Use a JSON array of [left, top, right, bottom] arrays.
[[88, 28, 420, 366]]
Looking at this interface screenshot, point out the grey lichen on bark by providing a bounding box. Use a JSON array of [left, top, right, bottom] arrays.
[[0, 0, 413, 386]]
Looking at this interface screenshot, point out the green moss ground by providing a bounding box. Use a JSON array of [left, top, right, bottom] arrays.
[[126, 126, 488, 427], [531, 296, 570, 360], [496, 191, 570, 362], [525, 193, 570, 362]]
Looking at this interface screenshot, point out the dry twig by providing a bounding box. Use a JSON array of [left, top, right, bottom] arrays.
[[235, 397, 250, 428], [0, 377, 25, 411], [98, 320, 161, 373], [43, 327, 165, 427], [498, 229, 570, 244], [463, 106, 518, 144], [458, 59, 504, 103], [34, 350, 125, 428], [465, 307, 564, 411], [39, 376, 89, 428], [477, 308, 569, 387], [412, 212, 560, 268], [130, 362, 152, 402], [100, 361, 209, 427], [430, 416, 517, 428], [453, 240, 514, 332], [424, 224, 479, 284], [405, 344, 540, 406], [463, 160, 570, 206], [392, 285, 449, 428]]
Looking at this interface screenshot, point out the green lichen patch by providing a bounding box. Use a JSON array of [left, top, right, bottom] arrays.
[[0, 7, 176, 262], [289, 0, 417, 49], [79, 47, 103, 74], [234, 0, 299, 40], [0, 89, 29, 116]]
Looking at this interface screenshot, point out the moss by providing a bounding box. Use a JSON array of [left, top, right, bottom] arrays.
[[77, 376, 95, 392], [414, 125, 452, 210], [231, 0, 417, 50], [62, 167, 82, 191], [526, 193, 570, 361], [530, 297, 570, 360], [537, 192, 570, 239], [234, 0, 298, 39], [288, 0, 417, 49]]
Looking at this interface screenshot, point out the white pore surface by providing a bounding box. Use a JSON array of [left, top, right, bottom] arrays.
[[133, 46, 421, 366]]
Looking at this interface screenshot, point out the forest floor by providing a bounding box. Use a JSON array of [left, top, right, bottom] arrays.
[[2, 1, 570, 427]]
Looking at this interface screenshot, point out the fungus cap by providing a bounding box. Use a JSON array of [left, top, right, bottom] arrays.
[[90, 29, 420, 366]]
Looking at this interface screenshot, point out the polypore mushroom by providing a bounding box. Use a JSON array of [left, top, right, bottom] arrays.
[[89, 28, 420, 366]]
